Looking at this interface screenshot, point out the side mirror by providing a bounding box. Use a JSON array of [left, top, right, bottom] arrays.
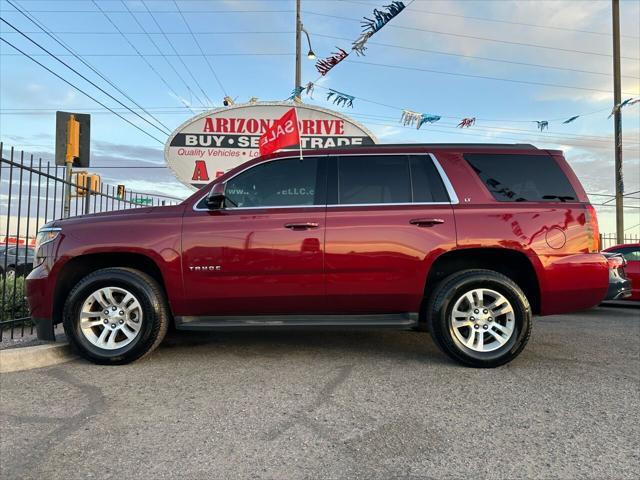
[[206, 182, 226, 210]]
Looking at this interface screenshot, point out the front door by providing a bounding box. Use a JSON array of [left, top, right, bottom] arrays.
[[324, 153, 457, 313], [181, 156, 326, 316]]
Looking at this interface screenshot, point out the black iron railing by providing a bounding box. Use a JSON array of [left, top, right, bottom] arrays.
[[1, 143, 182, 341]]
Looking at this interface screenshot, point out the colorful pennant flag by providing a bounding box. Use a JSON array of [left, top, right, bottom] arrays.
[[287, 86, 305, 101], [418, 114, 441, 129], [326, 89, 355, 107], [316, 48, 349, 76], [535, 121, 549, 131], [400, 110, 440, 129], [609, 97, 640, 118], [458, 117, 476, 128], [352, 1, 406, 56], [361, 1, 406, 35], [304, 82, 315, 98]]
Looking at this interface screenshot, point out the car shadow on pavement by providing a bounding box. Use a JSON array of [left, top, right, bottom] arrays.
[[156, 328, 454, 366]]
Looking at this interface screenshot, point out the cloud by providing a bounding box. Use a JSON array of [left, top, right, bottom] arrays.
[[377, 0, 639, 104]]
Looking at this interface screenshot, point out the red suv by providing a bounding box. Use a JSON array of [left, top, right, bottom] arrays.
[[27, 144, 609, 367]]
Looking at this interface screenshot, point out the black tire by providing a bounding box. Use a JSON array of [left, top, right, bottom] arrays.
[[63, 267, 170, 365], [425, 269, 532, 368]]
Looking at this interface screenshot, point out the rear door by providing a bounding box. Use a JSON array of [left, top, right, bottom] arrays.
[[324, 153, 457, 314]]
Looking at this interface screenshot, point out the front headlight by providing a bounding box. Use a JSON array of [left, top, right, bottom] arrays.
[[34, 227, 61, 261]]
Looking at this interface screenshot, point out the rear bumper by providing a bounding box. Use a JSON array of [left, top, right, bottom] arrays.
[[604, 277, 632, 301], [539, 253, 609, 315]]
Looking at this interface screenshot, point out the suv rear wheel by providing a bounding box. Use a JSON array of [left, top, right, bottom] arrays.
[[426, 269, 532, 368], [63, 268, 169, 365]]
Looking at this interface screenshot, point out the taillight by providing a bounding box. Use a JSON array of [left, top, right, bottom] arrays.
[[607, 256, 624, 270], [585, 204, 600, 253]]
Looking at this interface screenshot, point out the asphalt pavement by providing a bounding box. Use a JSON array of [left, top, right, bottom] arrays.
[[1, 306, 638, 480]]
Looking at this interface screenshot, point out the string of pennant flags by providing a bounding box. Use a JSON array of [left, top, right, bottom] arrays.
[[314, 1, 407, 77], [289, 82, 639, 132], [285, 0, 639, 132]]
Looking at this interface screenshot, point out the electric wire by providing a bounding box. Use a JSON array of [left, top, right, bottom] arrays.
[[172, 0, 228, 97], [0, 16, 172, 137], [135, 0, 214, 106], [6, 0, 173, 134], [84, 1, 197, 114], [0, 37, 165, 144]]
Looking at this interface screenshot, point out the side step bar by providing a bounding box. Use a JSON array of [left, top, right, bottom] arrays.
[[175, 313, 418, 330]]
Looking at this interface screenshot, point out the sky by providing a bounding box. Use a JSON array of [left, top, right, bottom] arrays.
[[1, 0, 639, 234]]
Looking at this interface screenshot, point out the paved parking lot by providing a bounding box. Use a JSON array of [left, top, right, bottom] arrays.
[[1, 306, 638, 480]]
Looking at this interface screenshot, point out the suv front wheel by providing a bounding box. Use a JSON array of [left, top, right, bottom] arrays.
[[63, 267, 170, 365], [426, 269, 532, 368]]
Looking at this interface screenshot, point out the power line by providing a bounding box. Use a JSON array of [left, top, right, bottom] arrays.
[[134, 0, 213, 106], [346, 112, 639, 145], [312, 32, 638, 81], [0, 37, 164, 144], [113, 0, 207, 108], [172, 0, 227, 97], [0, 16, 172, 137], [6, 9, 296, 14], [0, 52, 295, 57], [4, 0, 173, 135], [338, 0, 640, 39], [305, 11, 640, 61], [2, 31, 295, 35], [347, 59, 640, 96], [85, 1, 197, 114]]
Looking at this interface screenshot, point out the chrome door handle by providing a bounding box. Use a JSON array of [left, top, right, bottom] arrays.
[[409, 218, 445, 227], [284, 222, 319, 230]]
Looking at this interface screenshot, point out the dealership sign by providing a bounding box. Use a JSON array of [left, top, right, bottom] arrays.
[[164, 101, 377, 189]]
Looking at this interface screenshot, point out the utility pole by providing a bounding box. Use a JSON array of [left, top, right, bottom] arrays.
[[612, 0, 624, 243], [294, 0, 302, 103]]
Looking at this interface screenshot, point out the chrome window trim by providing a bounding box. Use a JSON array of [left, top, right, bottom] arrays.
[[192, 152, 459, 212]]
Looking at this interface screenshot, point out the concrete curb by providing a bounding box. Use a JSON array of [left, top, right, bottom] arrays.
[[0, 343, 77, 373]]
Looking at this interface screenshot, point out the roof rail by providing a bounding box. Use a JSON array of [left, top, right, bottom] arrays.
[[341, 143, 538, 150]]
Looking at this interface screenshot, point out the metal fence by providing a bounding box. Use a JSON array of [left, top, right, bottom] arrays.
[[1, 143, 181, 341], [600, 233, 639, 250], [2, 142, 639, 341]]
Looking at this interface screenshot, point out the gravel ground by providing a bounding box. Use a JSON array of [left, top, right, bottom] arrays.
[[1, 306, 638, 480]]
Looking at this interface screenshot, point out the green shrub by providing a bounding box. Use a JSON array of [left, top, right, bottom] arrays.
[[0, 276, 30, 323]]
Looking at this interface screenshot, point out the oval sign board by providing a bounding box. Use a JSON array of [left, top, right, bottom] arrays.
[[164, 101, 377, 189]]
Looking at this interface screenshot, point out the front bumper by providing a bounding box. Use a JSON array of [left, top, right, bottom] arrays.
[[26, 263, 57, 341], [32, 317, 55, 341]]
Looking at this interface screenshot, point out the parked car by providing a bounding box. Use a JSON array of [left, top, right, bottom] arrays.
[[603, 243, 640, 300], [601, 252, 632, 301], [0, 245, 35, 278], [26, 144, 610, 368]]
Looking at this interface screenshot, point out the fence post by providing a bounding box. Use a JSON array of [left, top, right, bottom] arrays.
[[84, 184, 91, 215]]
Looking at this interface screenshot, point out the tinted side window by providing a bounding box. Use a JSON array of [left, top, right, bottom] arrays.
[[465, 154, 577, 202], [338, 155, 411, 205], [410, 156, 449, 202], [225, 158, 319, 208]]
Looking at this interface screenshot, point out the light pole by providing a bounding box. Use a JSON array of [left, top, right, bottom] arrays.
[[294, 0, 315, 103], [612, 0, 624, 243]]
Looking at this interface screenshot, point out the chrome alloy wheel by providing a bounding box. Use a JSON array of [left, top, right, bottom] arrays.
[[449, 288, 515, 353], [79, 287, 143, 350]]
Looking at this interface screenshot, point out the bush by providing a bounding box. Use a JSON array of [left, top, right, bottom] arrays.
[[0, 276, 30, 322]]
